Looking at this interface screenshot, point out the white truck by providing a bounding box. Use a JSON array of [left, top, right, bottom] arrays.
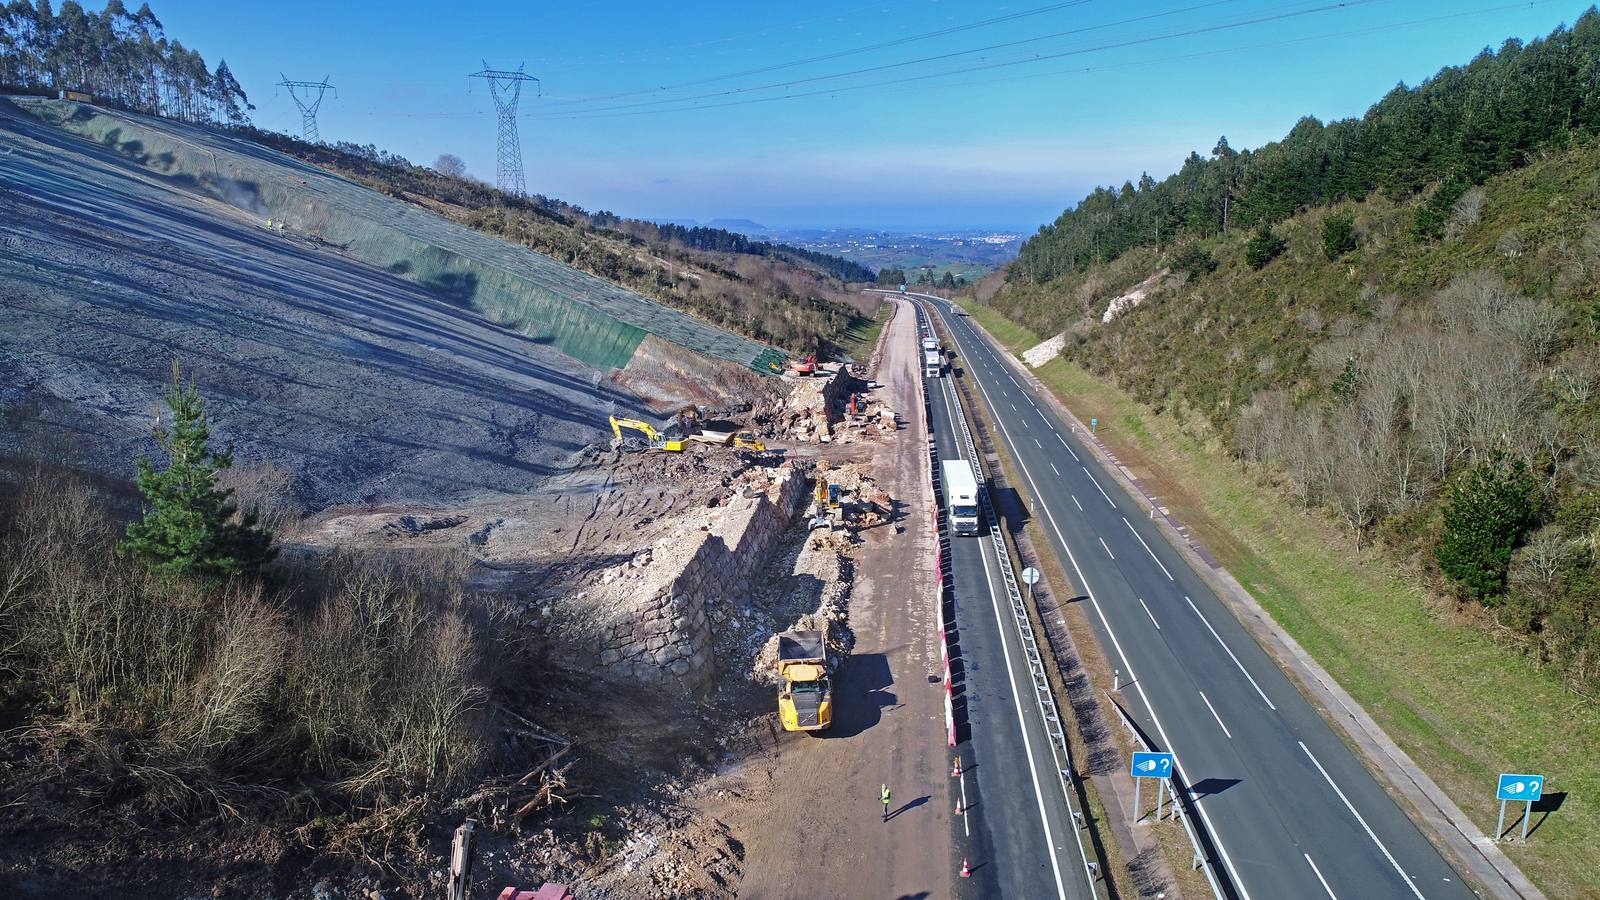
[[923, 349, 942, 378], [941, 459, 981, 536], [921, 336, 939, 352]]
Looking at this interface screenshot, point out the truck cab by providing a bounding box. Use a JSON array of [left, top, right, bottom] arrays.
[[777, 631, 832, 732], [924, 349, 941, 378]]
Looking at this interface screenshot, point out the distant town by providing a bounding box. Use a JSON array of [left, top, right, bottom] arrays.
[[658, 218, 1026, 280]]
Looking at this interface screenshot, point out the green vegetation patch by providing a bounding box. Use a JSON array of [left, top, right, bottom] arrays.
[[1026, 356, 1600, 898]]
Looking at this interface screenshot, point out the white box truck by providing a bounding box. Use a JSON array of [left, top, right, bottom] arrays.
[[921, 336, 939, 352], [941, 459, 981, 536], [924, 349, 941, 378]]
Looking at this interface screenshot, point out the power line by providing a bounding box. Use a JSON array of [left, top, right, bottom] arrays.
[[539, 0, 1099, 107], [529, 0, 916, 70], [535, 0, 1556, 123], [527, 0, 1390, 120], [532, 0, 1309, 117]]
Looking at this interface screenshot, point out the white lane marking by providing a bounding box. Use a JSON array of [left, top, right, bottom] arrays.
[[1299, 741, 1426, 900], [1010, 402, 1017, 411], [1083, 468, 1114, 505], [932, 347, 1070, 900], [959, 771, 971, 837], [1123, 517, 1174, 580], [1098, 536, 1115, 559], [1055, 432, 1081, 462], [1198, 690, 1232, 739], [1035, 438, 1042, 448], [1050, 461, 1060, 475], [1184, 596, 1277, 711], [931, 301, 1251, 900], [1138, 597, 1161, 630], [1072, 495, 1083, 511], [1305, 854, 1338, 899], [1024, 417, 1031, 429]]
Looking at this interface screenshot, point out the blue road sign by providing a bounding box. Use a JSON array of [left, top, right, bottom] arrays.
[[1131, 751, 1174, 779], [1497, 773, 1544, 802]]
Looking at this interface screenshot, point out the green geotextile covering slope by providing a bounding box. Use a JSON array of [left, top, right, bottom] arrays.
[[20, 99, 781, 373]]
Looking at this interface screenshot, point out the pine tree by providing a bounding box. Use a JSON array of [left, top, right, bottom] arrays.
[[1321, 212, 1358, 259], [1244, 226, 1286, 269], [121, 361, 274, 582], [1435, 456, 1540, 602]]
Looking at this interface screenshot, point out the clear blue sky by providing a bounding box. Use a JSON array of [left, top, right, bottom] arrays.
[[151, 0, 1588, 230]]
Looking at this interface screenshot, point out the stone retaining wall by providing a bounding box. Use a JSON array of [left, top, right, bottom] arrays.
[[590, 464, 806, 696]]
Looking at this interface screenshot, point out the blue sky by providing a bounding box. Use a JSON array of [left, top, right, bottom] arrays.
[[153, 0, 1588, 230]]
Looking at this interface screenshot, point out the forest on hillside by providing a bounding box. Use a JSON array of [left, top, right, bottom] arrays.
[[1012, 9, 1600, 283], [992, 14, 1600, 691], [0, 0, 249, 126]]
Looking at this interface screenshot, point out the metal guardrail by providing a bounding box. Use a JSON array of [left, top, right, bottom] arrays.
[[919, 300, 1104, 900], [913, 292, 1228, 900]]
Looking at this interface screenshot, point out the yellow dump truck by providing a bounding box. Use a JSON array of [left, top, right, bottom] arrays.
[[777, 630, 832, 732]]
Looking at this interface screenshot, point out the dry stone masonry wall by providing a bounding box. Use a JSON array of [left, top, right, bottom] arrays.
[[587, 464, 806, 696]]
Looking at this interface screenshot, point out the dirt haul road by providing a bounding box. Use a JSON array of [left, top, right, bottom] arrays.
[[704, 298, 952, 899]]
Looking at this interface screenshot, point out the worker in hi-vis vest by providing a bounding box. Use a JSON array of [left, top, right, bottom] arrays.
[[881, 784, 891, 822]]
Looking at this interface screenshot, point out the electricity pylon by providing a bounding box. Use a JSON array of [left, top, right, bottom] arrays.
[[278, 74, 335, 143], [470, 62, 540, 196]]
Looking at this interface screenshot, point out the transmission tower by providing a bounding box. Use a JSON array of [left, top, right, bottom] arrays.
[[278, 74, 336, 143], [470, 61, 540, 196]]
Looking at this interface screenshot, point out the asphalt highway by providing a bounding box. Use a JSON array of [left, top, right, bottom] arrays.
[[914, 302, 1098, 900], [917, 294, 1474, 900]]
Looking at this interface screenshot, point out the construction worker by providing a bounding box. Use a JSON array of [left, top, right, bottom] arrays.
[[881, 784, 891, 822]]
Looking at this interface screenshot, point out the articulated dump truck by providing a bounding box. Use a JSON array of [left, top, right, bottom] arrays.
[[777, 630, 832, 732]]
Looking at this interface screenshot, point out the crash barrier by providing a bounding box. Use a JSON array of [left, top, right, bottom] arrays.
[[918, 298, 1104, 900]]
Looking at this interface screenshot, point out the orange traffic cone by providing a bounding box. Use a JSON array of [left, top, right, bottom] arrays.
[[960, 857, 971, 878], [951, 755, 962, 778]]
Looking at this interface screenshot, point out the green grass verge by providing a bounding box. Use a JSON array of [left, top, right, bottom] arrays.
[[831, 301, 893, 364], [952, 297, 1041, 356], [1023, 356, 1599, 898]]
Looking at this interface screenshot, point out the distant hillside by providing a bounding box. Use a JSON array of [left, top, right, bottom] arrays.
[[987, 13, 1600, 699], [0, 1, 876, 356], [245, 131, 876, 353], [705, 218, 770, 236]]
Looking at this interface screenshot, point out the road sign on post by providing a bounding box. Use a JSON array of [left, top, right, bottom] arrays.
[[1496, 773, 1544, 842], [1021, 566, 1040, 585], [1130, 752, 1175, 823]]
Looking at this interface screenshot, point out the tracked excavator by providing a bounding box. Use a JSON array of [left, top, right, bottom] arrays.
[[609, 416, 685, 452]]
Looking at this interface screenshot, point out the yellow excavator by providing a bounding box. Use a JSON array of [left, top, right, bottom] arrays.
[[609, 416, 685, 452]]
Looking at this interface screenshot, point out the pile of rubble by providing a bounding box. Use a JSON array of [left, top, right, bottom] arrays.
[[761, 362, 900, 447], [809, 461, 893, 530], [748, 531, 854, 686]]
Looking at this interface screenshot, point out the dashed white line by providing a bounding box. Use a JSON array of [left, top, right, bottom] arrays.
[[923, 299, 1246, 900], [1083, 468, 1114, 505], [1123, 517, 1174, 580], [1305, 854, 1338, 899], [1055, 433, 1081, 462], [1050, 461, 1060, 475], [1098, 536, 1115, 559], [1198, 690, 1232, 739], [1299, 741, 1425, 900], [1072, 495, 1083, 511], [1035, 438, 1042, 448], [1138, 597, 1161, 630], [1010, 402, 1017, 411], [1183, 596, 1277, 711]]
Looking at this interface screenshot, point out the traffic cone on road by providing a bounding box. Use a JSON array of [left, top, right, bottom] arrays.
[[955, 797, 964, 816], [951, 755, 962, 778], [960, 857, 971, 878]]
